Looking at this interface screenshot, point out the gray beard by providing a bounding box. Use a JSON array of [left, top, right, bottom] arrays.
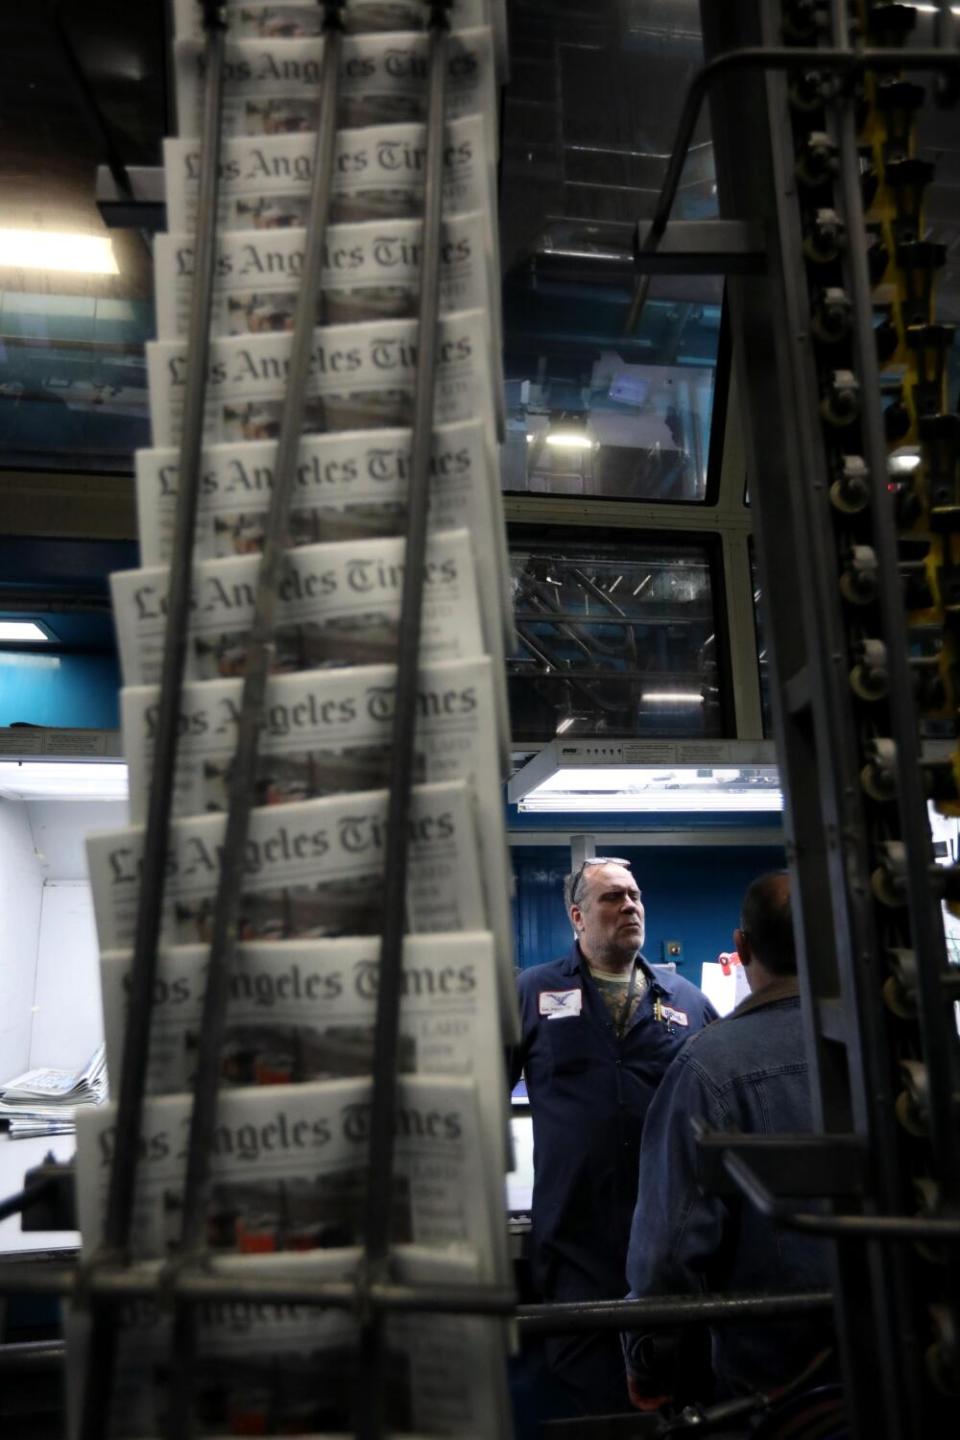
[[581, 937, 641, 974]]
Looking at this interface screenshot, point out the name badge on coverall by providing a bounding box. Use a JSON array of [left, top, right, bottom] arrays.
[[539, 989, 582, 1020]]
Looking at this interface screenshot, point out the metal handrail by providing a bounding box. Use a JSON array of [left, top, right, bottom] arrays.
[[623, 44, 960, 336]]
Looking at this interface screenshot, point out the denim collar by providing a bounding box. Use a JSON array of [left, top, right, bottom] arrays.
[[729, 974, 800, 1019]]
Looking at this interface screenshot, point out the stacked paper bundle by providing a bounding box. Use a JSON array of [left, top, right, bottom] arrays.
[[74, 2, 515, 1435], [0, 1045, 107, 1139]]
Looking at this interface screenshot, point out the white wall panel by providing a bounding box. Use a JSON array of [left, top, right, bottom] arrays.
[[25, 798, 126, 881], [29, 881, 103, 1071], [0, 801, 43, 1081]]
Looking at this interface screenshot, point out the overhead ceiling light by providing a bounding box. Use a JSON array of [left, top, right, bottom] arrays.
[[518, 788, 784, 814], [527, 414, 594, 450], [508, 740, 782, 814], [525, 432, 594, 451], [555, 716, 575, 735], [544, 431, 593, 451], [912, 4, 960, 13], [0, 621, 53, 643], [0, 229, 119, 276], [0, 762, 128, 801], [642, 692, 704, 704]]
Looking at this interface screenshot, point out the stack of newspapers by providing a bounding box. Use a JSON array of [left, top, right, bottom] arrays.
[[0, 1045, 107, 1139], [71, 2, 517, 1435]]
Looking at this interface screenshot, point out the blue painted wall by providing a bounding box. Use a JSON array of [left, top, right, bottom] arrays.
[[0, 652, 120, 729], [512, 843, 786, 982]]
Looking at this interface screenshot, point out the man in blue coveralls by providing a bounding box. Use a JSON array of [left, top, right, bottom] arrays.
[[511, 856, 717, 1416]]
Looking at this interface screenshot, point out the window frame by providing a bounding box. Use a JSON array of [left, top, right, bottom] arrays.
[[505, 521, 736, 743]]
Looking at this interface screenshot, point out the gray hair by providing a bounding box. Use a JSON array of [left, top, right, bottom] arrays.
[[564, 856, 633, 911]]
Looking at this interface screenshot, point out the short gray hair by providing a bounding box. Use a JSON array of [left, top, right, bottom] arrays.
[[564, 856, 632, 911]]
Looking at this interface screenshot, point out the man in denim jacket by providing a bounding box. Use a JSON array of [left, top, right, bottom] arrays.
[[623, 872, 832, 1405]]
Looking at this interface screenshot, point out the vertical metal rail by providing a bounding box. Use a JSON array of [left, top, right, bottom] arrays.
[[356, 5, 451, 1436], [163, 5, 346, 1435], [828, 0, 960, 1203], [76, 6, 227, 1438], [825, 0, 960, 1399], [697, 3, 916, 1434]]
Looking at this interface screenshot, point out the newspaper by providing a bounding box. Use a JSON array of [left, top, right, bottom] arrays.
[[171, 0, 509, 76], [133, 419, 515, 663], [155, 211, 492, 338], [121, 658, 501, 816], [118, 661, 518, 1034], [75, 1075, 507, 1281], [0, 1044, 107, 1137], [151, 213, 505, 448], [135, 421, 490, 557], [65, 1247, 511, 1438], [173, 28, 496, 149], [146, 308, 494, 447], [145, 307, 509, 603], [86, 779, 487, 952], [98, 933, 508, 1174], [0, 1045, 106, 1105], [110, 527, 485, 687], [174, 0, 493, 39], [164, 114, 494, 238]]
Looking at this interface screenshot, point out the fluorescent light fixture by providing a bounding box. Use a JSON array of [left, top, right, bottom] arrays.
[[642, 692, 704, 704], [0, 228, 119, 276], [525, 431, 594, 451], [509, 740, 782, 814], [526, 416, 594, 451], [0, 762, 128, 801], [520, 788, 784, 814], [912, 4, 960, 13], [0, 621, 51, 643], [556, 716, 575, 735], [519, 765, 783, 812], [544, 431, 593, 450]]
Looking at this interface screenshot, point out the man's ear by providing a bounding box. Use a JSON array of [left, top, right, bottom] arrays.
[[570, 903, 583, 934], [734, 927, 750, 967]]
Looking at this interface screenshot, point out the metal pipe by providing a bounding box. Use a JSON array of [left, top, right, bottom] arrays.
[[623, 45, 960, 337], [722, 1151, 960, 1239], [357, 7, 453, 1435], [0, 1258, 831, 1329], [515, 1289, 834, 1336], [0, 1339, 65, 1373], [165, 6, 346, 1435], [0, 1263, 515, 1313], [76, 9, 227, 1439]]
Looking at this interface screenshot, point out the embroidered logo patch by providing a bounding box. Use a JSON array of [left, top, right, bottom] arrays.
[[538, 988, 583, 1019], [661, 1005, 689, 1027]]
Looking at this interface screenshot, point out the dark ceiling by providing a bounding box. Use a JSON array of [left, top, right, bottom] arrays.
[[0, 4, 166, 301]]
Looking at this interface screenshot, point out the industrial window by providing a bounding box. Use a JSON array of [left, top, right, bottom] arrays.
[[508, 528, 726, 743], [498, 0, 722, 505], [500, 324, 722, 504], [748, 540, 771, 738]]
